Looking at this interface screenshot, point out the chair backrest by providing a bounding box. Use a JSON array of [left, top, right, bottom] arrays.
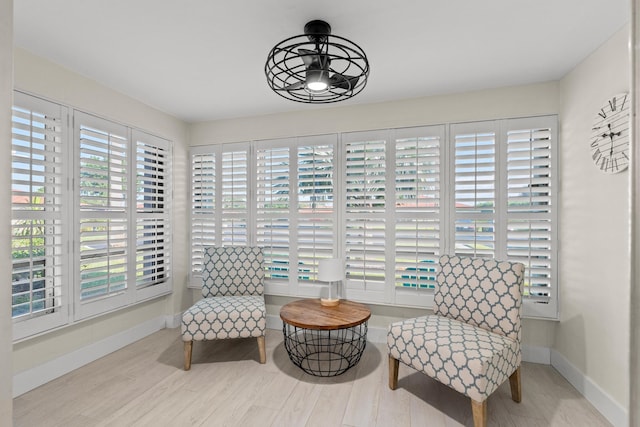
[[434, 255, 525, 341], [201, 246, 264, 298]]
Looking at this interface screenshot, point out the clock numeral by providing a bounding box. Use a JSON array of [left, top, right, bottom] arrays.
[[592, 148, 602, 162], [612, 157, 618, 172], [623, 150, 629, 160], [590, 139, 600, 148], [609, 98, 617, 112], [600, 156, 609, 171], [621, 94, 628, 112], [598, 109, 607, 119]]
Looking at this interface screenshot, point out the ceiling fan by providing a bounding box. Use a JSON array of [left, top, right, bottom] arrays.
[[265, 20, 370, 104]]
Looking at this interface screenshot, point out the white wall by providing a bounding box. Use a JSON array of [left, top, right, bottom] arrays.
[[1, 0, 13, 424], [11, 48, 191, 376], [558, 24, 630, 418], [189, 81, 562, 353], [630, 3, 640, 425], [191, 82, 559, 144]]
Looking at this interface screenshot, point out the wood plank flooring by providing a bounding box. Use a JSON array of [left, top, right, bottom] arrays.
[[13, 328, 612, 427]]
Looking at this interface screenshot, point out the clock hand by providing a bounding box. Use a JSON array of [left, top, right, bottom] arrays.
[[610, 134, 614, 156], [609, 124, 614, 156]]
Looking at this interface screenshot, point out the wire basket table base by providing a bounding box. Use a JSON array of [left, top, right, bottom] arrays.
[[282, 322, 368, 377]]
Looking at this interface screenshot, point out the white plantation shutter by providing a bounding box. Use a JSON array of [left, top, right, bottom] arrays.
[[393, 126, 444, 306], [189, 143, 251, 286], [188, 117, 558, 319], [296, 135, 337, 287], [190, 149, 217, 282], [221, 146, 249, 245], [11, 92, 174, 339], [504, 116, 557, 318], [134, 131, 171, 299], [11, 93, 69, 339], [343, 132, 387, 302], [76, 112, 129, 317], [452, 122, 497, 258], [256, 141, 291, 285]]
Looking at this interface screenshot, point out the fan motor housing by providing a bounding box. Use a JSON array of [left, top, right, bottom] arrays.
[[304, 20, 331, 43]]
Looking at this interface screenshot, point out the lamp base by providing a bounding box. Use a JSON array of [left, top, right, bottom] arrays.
[[320, 298, 340, 307]]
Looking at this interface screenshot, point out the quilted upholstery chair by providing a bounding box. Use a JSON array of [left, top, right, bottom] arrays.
[[387, 255, 525, 427], [181, 246, 267, 370]]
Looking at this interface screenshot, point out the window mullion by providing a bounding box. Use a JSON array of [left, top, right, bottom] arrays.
[[385, 129, 395, 304], [126, 128, 136, 305], [496, 119, 508, 261]]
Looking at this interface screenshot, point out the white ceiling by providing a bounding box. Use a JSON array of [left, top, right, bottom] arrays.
[[14, 0, 630, 123]]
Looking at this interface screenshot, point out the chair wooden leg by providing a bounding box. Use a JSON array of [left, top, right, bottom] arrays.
[[257, 336, 266, 364], [471, 399, 487, 427], [388, 355, 399, 390], [509, 366, 522, 403], [184, 341, 193, 371]]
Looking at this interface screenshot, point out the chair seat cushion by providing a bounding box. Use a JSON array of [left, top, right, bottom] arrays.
[[388, 315, 520, 402], [181, 295, 266, 341]]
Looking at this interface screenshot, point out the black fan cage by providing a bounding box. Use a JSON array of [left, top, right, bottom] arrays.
[[265, 32, 370, 104], [282, 322, 368, 376]]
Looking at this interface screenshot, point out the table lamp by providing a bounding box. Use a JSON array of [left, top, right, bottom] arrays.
[[318, 258, 343, 307]]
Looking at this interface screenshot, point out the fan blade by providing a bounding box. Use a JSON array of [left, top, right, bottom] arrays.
[[329, 74, 360, 90], [298, 49, 320, 67], [283, 81, 305, 91], [298, 49, 330, 70]]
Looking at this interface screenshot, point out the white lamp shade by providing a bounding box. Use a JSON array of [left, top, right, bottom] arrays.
[[318, 258, 343, 282]]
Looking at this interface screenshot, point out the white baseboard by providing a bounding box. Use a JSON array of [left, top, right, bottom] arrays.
[[551, 349, 628, 427], [522, 344, 551, 365], [165, 312, 182, 329], [13, 315, 167, 397], [266, 313, 283, 331]]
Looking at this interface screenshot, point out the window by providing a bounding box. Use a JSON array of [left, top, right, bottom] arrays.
[[190, 135, 338, 296], [189, 143, 251, 285], [448, 118, 557, 317], [75, 113, 172, 319], [295, 136, 336, 286], [504, 118, 557, 318], [342, 132, 388, 303], [11, 92, 69, 339], [255, 136, 338, 292], [76, 112, 129, 317], [221, 145, 250, 246], [392, 126, 444, 307], [451, 122, 497, 258], [12, 92, 173, 339], [256, 140, 292, 286], [134, 131, 172, 299], [190, 116, 558, 319], [190, 151, 216, 277], [339, 126, 446, 306]]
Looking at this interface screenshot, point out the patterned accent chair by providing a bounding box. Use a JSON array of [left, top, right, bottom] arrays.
[[387, 255, 525, 427], [181, 246, 267, 370]]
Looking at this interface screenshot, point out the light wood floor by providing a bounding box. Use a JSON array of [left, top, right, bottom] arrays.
[[14, 328, 612, 427]]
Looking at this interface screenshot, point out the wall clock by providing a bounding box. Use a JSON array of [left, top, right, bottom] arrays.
[[590, 92, 630, 173]]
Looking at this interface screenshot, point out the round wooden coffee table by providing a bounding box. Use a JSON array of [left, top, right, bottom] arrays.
[[280, 299, 371, 376]]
